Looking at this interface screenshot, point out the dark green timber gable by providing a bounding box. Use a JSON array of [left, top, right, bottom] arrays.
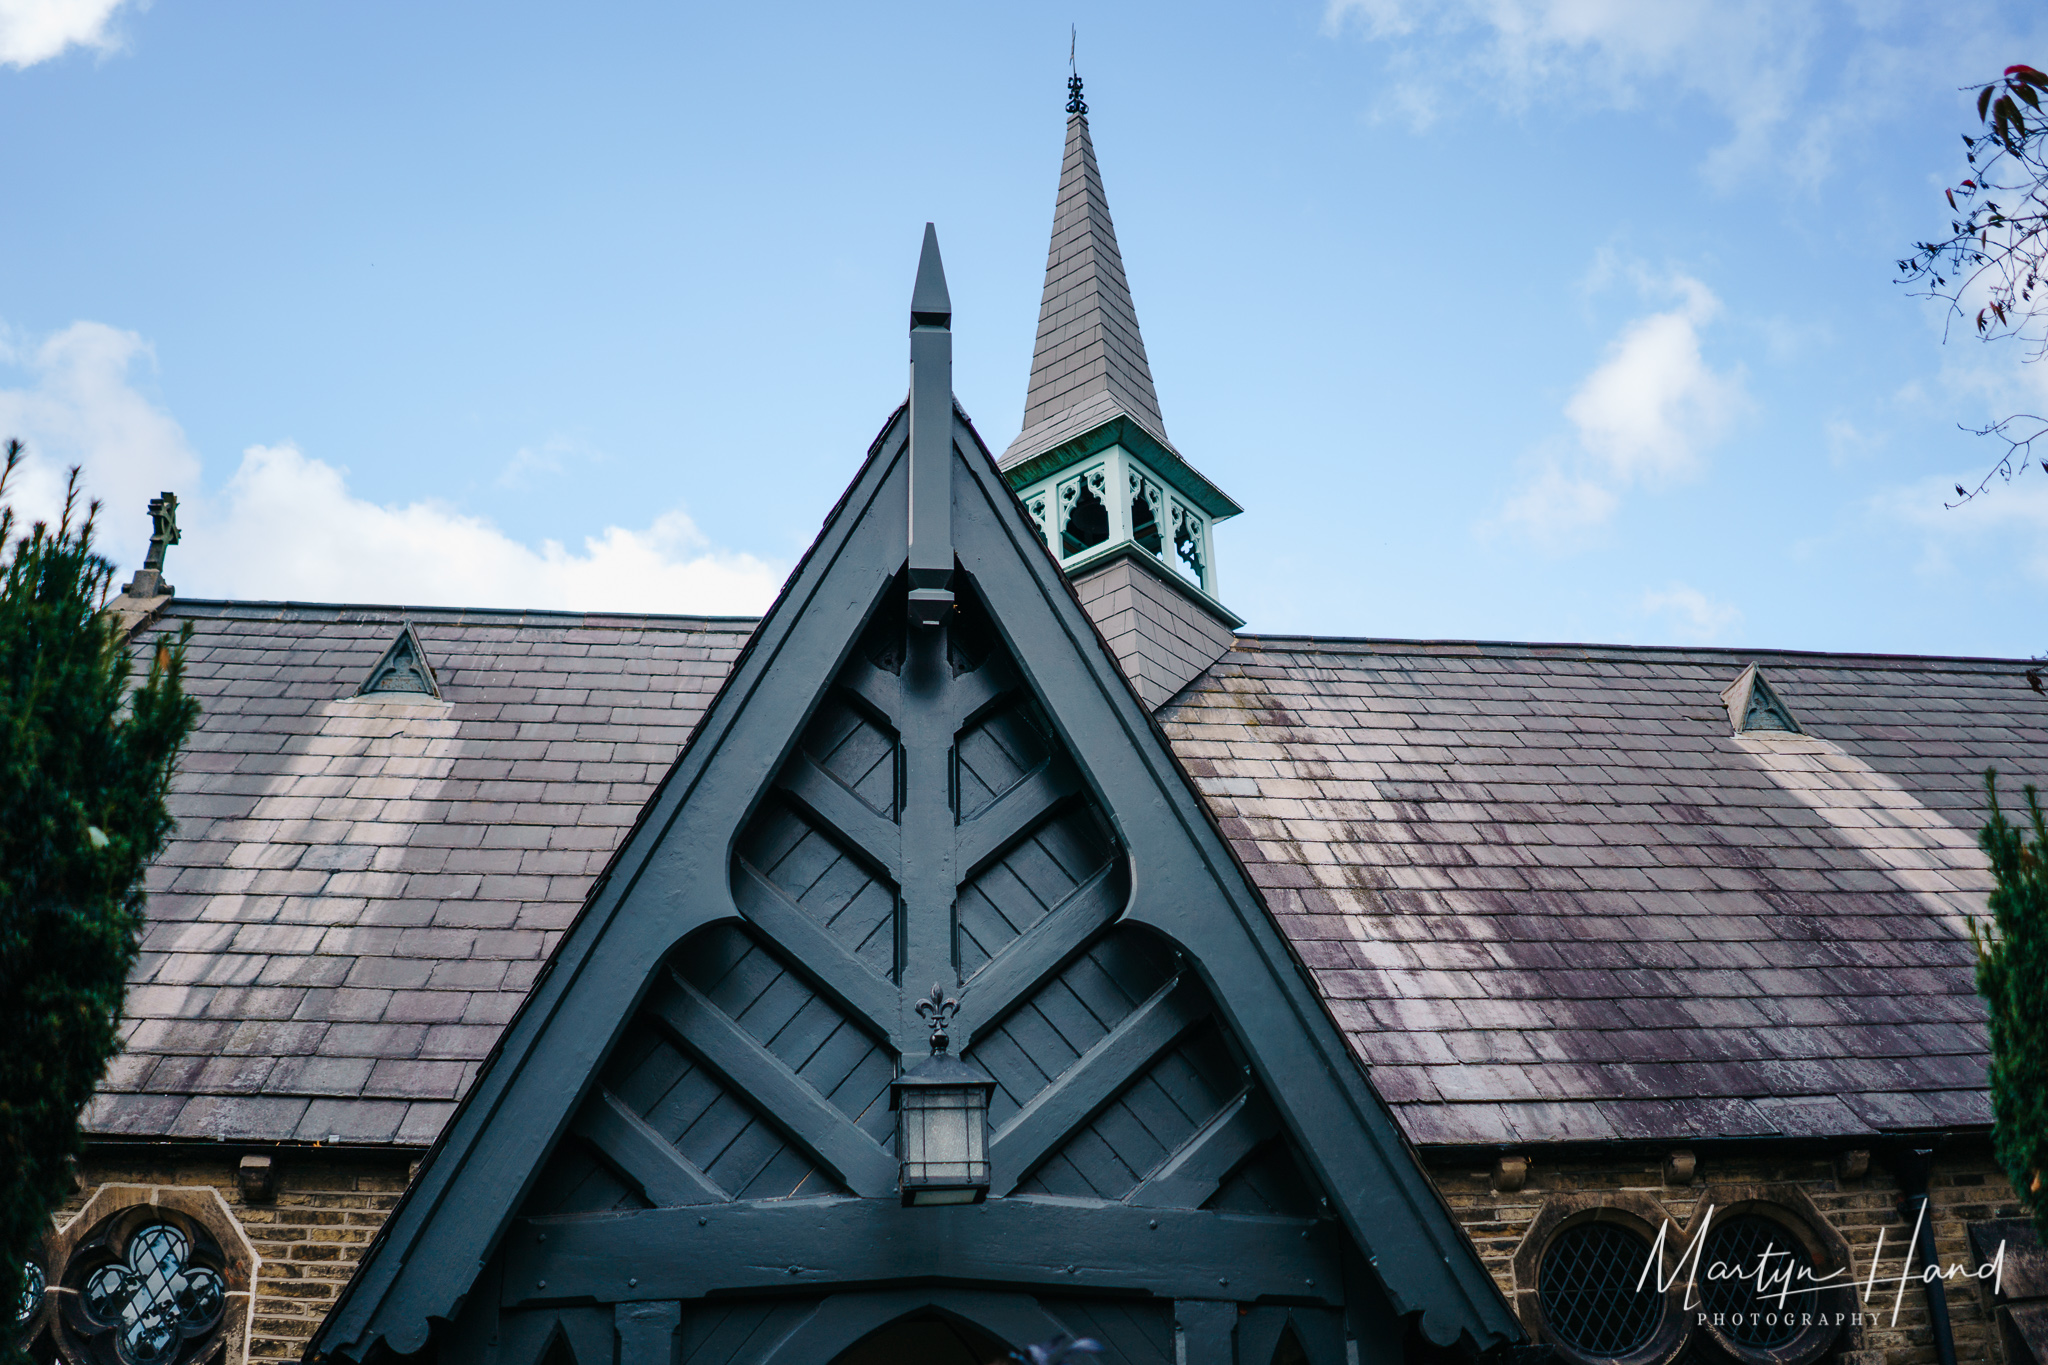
[[309, 388, 1516, 1364]]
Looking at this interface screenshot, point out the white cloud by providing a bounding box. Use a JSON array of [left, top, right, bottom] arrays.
[[1565, 276, 1743, 484], [1491, 270, 1743, 547], [0, 317, 787, 614], [0, 0, 135, 68], [0, 320, 199, 565], [1488, 461, 1616, 549], [1322, 0, 2030, 183], [183, 444, 782, 613], [1640, 582, 1743, 643]]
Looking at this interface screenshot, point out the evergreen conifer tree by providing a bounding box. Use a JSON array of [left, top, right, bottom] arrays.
[[1976, 770, 2048, 1240], [0, 441, 198, 1358]]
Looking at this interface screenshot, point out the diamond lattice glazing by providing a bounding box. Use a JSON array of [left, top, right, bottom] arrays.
[[80, 1224, 225, 1364], [1700, 1214, 1812, 1350], [1539, 1223, 1663, 1357]]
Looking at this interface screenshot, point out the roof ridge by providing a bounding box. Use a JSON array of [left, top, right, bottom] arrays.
[[1229, 632, 2043, 669], [159, 598, 762, 629]]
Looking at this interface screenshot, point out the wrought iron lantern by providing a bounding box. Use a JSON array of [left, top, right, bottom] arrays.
[[892, 986, 995, 1207]]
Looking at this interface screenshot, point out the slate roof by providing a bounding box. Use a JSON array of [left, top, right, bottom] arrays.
[[1160, 637, 2024, 1148], [1001, 110, 1172, 469], [96, 603, 2024, 1151], [88, 601, 751, 1146]]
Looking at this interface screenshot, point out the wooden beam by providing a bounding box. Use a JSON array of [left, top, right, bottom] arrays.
[[1175, 1300, 1238, 1365], [500, 1198, 1341, 1308], [956, 867, 1121, 1048], [730, 859, 897, 1041], [614, 1302, 679, 1365], [955, 754, 1082, 879], [837, 655, 902, 726], [643, 971, 898, 1198], [988, 973, 1208, 1195], [572, 1086, 727, 1207], [1127, 1088, 1278, 1209], [774, 753, 901, 882], [948, 652, 1020, 730]]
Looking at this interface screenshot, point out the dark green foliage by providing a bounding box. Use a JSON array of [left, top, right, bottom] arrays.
[[1975, 769, 2048, 1241], [0, 441, 198, 1359]]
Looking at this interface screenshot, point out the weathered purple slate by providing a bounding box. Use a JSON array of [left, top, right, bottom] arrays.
[[99, 609, 2023, 1150], [1157, 636, 2026, 1147], [90, 600, 751, 1145]]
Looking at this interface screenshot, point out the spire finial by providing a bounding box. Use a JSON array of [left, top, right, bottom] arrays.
[[1066, 29, 1086, 117], [907, 224, 954, 626], [910, 222, 951, 326]]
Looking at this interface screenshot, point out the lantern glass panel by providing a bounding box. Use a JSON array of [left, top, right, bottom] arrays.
[[896, 1086, 989, 1204]]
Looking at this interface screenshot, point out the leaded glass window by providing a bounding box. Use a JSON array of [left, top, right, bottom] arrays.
[[1538, 1222, 1663, 1357], [14, 1261, 41, 1326], [61, 1216, 227, 1365], [1698, 1214, 1812, 1351]]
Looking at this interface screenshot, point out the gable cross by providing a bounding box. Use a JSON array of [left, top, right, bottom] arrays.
[[119, 490, 182, 598]]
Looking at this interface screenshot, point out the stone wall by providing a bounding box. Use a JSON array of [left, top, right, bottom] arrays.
[[1427, 1141, 2024, 1365], [41, 1148, 415, 1365], [29, 1142, 2031, 1365]]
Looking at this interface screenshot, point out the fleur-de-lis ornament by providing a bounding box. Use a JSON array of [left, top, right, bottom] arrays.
[[915, 984, 960, 1053]]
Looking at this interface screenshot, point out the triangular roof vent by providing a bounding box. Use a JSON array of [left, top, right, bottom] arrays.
[[1720, 663, 1800, 734], [356, 623, 441, 699]]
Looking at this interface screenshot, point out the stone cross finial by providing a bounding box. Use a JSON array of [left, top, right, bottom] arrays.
[[119, 491, 181, 598]]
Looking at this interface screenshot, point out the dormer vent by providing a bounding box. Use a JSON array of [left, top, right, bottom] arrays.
[[357, 623, 441, 699], [1720, 664, 1800, 735]]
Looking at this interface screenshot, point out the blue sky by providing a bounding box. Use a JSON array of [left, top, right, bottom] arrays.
[[5, 1, 2048, 656]]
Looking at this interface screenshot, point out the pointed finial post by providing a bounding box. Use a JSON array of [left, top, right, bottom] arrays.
[[907, 223, 954, 627], [1067, 28, 1086, 116]]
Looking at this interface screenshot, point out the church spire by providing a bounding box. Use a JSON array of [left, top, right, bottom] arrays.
[[998, 74, 1244, 708], [1001, 77, 1172, 468]]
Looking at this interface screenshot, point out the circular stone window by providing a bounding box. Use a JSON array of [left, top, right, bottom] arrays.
[[1539, 1222, 1666, 1358], [59, 1212, 227, 1365], [1699, 1214, 1812, 1350], [1689, 1205, 1851, 1365]]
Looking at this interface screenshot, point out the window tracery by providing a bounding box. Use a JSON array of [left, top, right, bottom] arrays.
[[1170, 499, 1206, 587], [1128, 470, 1164, 557], [46, 1198, 246, 1365], [1057, 467, 1109, 559]]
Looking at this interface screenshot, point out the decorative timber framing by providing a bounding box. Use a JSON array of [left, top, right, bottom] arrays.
[[311, 246, 1517, 1365]]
